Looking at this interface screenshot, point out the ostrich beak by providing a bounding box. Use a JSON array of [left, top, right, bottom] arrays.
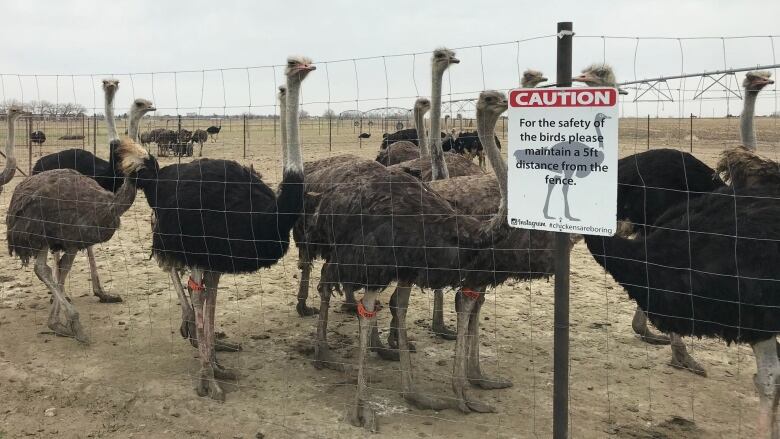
[[618, 88, 629, 95], [450, 57, 460, 64], [148, 106, 157, 112], [572, 73, 593, 83], [539, 76, 548, 83], [297, 64, 316, 73]]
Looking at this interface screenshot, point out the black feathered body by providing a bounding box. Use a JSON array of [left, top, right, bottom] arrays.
[[32, 148, 122, 193], [617, 148, 723, 228], [586, 186, 780, 345], [138, 158, 303, 274]]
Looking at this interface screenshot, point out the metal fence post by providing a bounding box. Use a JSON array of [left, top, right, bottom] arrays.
[[646, 114, 650, 150], [243, 114, 247, 159], [690, 113, 693, 152], [553, 20, 573, 439]]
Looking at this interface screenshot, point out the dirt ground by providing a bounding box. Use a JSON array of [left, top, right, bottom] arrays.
[[0, 116, 778, 438]]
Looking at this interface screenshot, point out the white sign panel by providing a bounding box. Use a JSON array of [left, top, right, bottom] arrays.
[[507, 87, 618, 236]]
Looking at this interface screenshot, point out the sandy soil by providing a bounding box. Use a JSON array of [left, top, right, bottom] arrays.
[[0, 117, 778, 438]]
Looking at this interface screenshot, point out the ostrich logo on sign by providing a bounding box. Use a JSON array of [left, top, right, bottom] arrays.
[[513, 112, 609, 221]]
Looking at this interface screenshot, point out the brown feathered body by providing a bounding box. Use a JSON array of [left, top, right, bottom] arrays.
[[375, 141, 419, 166], [387, 152, 483, 181], [716, 145, 780, 190], [428, 174, 558, 284]]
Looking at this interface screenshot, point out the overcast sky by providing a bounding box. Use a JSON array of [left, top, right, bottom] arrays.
[[2, 0, 778, 117]]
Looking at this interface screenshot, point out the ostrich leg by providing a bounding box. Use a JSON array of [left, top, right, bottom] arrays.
[[466, 293, 512, 389], [174, 269, 241, 352], [669, 333, 707, 376], [312, 282, 346, 371], [451, 290, 495, 413], [87, 246, 122, 303], [561, 180, 580, 221], [394, 282, 451, 410], [35, 249, 89, 343], [296, 255, 318, 317], [752, 337, 780, 439], [341, 284, 358, 313], [542, 182, 556, 220], [204, 272, 237, 381], [631, 308, 671, 345], [431, 288, 456, 340], [348, 290, 379, 432]]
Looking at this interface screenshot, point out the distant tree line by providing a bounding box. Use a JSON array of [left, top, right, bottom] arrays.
[[0, 99, 87, 117]]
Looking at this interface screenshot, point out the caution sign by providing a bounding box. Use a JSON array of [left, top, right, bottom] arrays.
[[507, 87, 618, 236]]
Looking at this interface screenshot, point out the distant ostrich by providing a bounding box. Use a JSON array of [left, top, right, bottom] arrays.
[[716, 71, 777, 189], [374, 98, 431, 166], [584, 185, 780, 439], [206, 124, 221, 142], [192, 129, 208, 157], [32, 80, 156, 303], [0, 107, 28, 194], [358, 132, 370, 139], [30, 130, 46, 152], [127, 56, 314, 400], [306, 91, 515, 431], [7, 138, 148, 343]]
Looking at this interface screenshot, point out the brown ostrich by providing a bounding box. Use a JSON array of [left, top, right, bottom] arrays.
[[716, 71, 777, 188], [6, 138, 148, 343], [192, 129, 208, 156], [306, 91, 518, 431]]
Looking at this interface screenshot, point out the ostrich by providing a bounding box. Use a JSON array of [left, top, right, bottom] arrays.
[[31, 80, 156, 303], [30, 130, 46, 153], [716, 71, 777, 189], [192, 129, 208, 157], [128, 56, 314, 400], [206, 123, 221, 142], [6, 138, 149, 343], [0, 107, 28, 194], [374, 98, 431, 166], [584, 185, 780, 439], [307, 91, 514, 431], [358, 132, 370, 139]]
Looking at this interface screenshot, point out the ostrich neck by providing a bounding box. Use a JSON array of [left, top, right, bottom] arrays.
[[105, 93, 118, 142], [128, 110, 144, 143], [741, 90, 758, 150], [477, 111, 507, 219], [414, 105, 428, 153], [0, 116, 18, 186], [429, 67, 448, 179], [594, 120, 604, 148], [285, 78, 304, 175], [279, 95, 288, 165], [109, 175, 138, 218]]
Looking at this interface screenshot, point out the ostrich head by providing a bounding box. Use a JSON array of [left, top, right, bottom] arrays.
[[285, 56, 316, 83], [522, 69, 547, 88], [595, 112, 611, 124], [130, 98, 156, 118], [744, 71, 774, 92], [5, 105, 28, 122], [573, 63, 629, 95], [477, 90, 508, 120], [102, 79, 119, 98], [414, 97, 431, 114], [432, 48, 459, 74]]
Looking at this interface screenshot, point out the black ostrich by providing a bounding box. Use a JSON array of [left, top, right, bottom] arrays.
[[206, 124, 221, 142], [192, 129, 208, 156], [30, 130, 46, 147], [31, 79, 155, 303], [128, 56, 314, 401], [358, 132, 370, 139], [584, 186, 780, 438], [380, 128, 418, 149], [306, 91, 512, 431]]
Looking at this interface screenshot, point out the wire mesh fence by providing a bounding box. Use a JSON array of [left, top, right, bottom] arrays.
[[0, 32, 778, 438]]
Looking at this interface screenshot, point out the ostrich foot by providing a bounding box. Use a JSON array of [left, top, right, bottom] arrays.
[[313, 342, 349, 372], [195, 367, 225, 402], [468, 373, 513, 390], [669, 347, 707, 377], [431, 322, 457, 340], [565, 215, 581, 222], [455, 395, 496, 414], [637, 331, 671, 345], [543, 213, 555, 220], [369, 324, 407, 361], [48, 314, 90, 344], [212, 361, 238, 381], [94, 287, 122, 303], [348, 399, 378, 432], [296, 300, 319, 317], [403, 392, 452, 411]]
